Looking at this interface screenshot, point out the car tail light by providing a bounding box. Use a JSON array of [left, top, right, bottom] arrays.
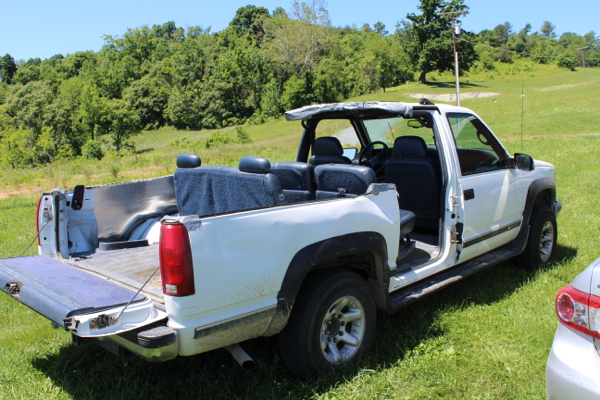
[[556, 284, 600, 339], [159, 221, 195, 297], [35, 195, 43, 245]]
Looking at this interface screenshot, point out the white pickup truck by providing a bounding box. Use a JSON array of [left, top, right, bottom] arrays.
[[0, 101, 560, 379]]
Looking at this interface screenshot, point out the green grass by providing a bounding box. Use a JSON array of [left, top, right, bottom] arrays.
[[1, 66, 599, 399]]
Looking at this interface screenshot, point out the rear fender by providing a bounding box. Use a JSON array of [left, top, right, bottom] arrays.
[[264, 232, 389, 335]]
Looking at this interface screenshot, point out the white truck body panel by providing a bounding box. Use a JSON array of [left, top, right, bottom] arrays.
[[164, 190, 400, 354]]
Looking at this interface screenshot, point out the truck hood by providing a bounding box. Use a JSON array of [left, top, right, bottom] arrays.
[[533, 159, 554, 170]]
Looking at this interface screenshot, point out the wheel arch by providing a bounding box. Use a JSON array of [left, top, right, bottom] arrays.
[[520, 177, 556, 234], [263, 232, 389, 336]]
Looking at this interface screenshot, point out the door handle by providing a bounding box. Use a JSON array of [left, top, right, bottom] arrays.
[[464, 189, 475, 201]]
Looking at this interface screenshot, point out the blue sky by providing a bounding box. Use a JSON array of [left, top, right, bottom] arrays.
[[1, 0, 598, 61]]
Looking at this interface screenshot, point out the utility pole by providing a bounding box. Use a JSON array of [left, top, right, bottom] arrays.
[[437, 10, 466, 106], [576, 46, 589, 83]]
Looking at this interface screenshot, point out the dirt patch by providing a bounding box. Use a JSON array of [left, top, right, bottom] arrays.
[[0, 166, 166, 200], [0, 187, 45, 200], [537, 83, 588, 92], [408, 92, 500, 102]]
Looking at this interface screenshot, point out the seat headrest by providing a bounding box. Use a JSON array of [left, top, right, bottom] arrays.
[[271, 162, 315, 191], [393, 136, 428, 158], [176, 154, 201, 168], [315, 164, 376, 195], [239, 156, 271, 174], [314, 137, 344, 157]]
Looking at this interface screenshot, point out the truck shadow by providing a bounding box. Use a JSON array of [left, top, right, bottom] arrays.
[[32, 244, 576, 400]]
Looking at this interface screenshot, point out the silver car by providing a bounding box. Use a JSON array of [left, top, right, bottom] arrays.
[[547, 257, 600, 399]]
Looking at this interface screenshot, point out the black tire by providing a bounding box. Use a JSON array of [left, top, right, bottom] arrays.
[[278, 269, 376, 380], [514, 205, 557, 269]]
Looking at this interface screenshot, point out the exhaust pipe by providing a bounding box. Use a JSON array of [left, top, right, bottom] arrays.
[[224, 344, 256, 371]]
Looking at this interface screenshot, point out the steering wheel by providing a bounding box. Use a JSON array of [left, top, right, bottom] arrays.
[[477, 131, 490, 145], [474, 157, 499, 171], [358, 141, 390, 174]]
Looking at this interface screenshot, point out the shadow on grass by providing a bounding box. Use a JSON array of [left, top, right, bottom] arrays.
[[31, 244, 576, 400], [423, 81, 488, 89], [135, 148, 154, 154]]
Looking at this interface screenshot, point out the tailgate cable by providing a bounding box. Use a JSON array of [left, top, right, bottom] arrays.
[[17, 220, 49, 258], [114, 266, 160, 322]]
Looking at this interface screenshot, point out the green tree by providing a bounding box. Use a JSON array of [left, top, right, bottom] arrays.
[[165, 83, 203, 129], [123, 75, 169, 129], [264, 0, 332, 76], [82, 139, 105, 160], [0, 54, 18, 84], [281, 75, 310, 109], [5, 81, 53, 136], [260, 78, 283, 117], [104, 99, 140, 152], [374, 22, 388, 35], [540, 21, 557, 39], [361, 33, 412, 92], [12, 62, 42, 85], [557, 51, 577, 71], [0, 104, 54, 167], [229, 5, 270, 38], [78, 83, 109, 140], [528, 34, 558, 64], [272, 7, 287, 18], [401, 0, 476, 83]]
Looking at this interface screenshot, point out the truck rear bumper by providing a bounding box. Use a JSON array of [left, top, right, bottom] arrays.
[[75, 325, 180, 363], [103, 332, 179, 362]]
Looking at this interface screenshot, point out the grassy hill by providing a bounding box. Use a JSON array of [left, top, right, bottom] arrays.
[[0, 65, 599, 399]]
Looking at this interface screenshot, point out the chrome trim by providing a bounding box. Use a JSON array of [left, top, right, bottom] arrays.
[[194, 305, 277, 339], [463, 220, 522, 248]]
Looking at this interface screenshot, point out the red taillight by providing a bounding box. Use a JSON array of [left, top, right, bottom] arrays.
[[35, 195, 43, 245], [159, 222, 195, 297], [556, 284, 600, 338]]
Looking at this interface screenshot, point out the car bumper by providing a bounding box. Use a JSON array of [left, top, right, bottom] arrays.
[[554, 200, 562, 217], [546, 323, 600, 400]]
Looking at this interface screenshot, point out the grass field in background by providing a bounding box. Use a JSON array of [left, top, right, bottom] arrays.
[[0, 66, 599, 399]]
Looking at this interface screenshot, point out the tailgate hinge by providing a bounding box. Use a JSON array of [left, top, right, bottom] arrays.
[[63, 317, 79, 332], [4, 280, 23, 299]]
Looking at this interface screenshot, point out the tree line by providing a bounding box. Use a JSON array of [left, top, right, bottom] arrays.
[[0, 0, 597, 168]]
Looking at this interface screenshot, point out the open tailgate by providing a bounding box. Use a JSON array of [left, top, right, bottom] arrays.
[[0, 255, 166, 337]]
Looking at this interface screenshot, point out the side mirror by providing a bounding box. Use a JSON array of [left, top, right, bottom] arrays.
[[342, 148, 358, 160], [514, 153, 534, 171]]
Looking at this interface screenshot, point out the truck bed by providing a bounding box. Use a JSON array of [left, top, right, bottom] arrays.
[[64, 245, 164, 302]]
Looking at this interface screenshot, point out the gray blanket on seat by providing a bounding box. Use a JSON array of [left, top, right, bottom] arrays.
[[174, 166, 281, 216]]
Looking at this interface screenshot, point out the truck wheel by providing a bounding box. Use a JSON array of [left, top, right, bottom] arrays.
[[514, 206, 557, 269], [278, 269, 376, 380]]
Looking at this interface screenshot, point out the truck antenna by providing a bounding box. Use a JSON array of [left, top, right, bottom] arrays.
[[520, 81, 525, 152]]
